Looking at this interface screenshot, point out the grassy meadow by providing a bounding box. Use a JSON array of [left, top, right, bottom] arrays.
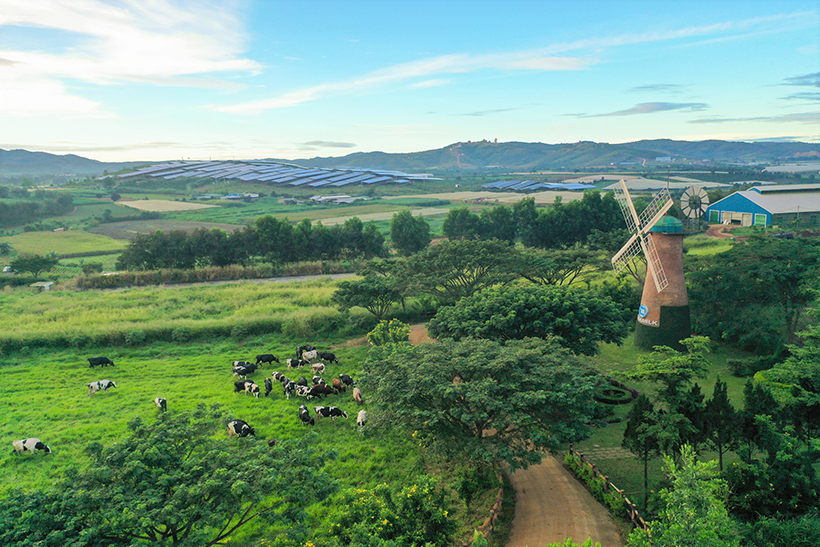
[[0, 279, 503, 545], [0, 230, 128, 256]]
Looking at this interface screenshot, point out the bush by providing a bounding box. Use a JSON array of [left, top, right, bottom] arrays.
[[81, 263, 104, 275], [125, 330, 146, 346], [564, 453, 628, 523], [171, 328, 190, 343], [593, 387, 634, 405]]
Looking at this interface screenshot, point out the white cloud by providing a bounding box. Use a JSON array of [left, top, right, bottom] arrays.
[[409, 79, 453, 89], [0, 0, 258, 116]]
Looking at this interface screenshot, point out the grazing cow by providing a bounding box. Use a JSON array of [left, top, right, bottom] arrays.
[[332, 378, 346, 393], [297, 376, 308, 386], [353, 387, 364, 405], [339, 374, 355, 387], [255, 354, 279, 365], [298, 405, 315, 426], [232, 360, 252, 367], [245, 382, 261, 398], [286, 359, 307, 370], [88, 356, 114, 368], [267, 439, 277, 447], [357, 410, 367, 430], [283, 380, 296, 399], [295, 385, 320, 399], [88, 380, 117, 395], [232, 362, 258, 378], [312, 375, 325, 385], [318, 351, 338, 364], [315, 406, 348, 421], [311, 362, 326, 375], [264, 377, 273, 397], [154, 397, 167, 412], [310, 384, 337, 397], [227, 420, 255, 438], [12, 438, 51, 455], [272, 371, 286, 383], [234, 380, 252, 393], [302, 350, 319, 362], [296, 344, 315, 359], [314, 405, 331, 419]]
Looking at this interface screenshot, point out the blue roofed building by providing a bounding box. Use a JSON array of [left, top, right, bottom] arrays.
[[706, 183, 820, 227]]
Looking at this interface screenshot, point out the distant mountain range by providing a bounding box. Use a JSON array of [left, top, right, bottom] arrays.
[[2, 140, 820, 176]]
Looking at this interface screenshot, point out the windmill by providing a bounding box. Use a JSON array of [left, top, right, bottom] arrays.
[[611, 180, 691, 350], [680, 185, 709, 232]]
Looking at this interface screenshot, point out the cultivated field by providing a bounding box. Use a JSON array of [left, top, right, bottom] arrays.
[[0, 230, 128, 256], [384, 190, 585, 205], [117, 199, 218, 212], [88, 219, 244, 240]]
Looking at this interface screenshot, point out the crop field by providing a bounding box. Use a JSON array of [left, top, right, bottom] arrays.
[[0, 230, 128, 256], [0, 281, 499, 545], [117, 199, 218, 212], [88, 219, 245, 239]]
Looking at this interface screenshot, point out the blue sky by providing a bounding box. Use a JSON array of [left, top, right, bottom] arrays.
[[0, 0, 818, 162]]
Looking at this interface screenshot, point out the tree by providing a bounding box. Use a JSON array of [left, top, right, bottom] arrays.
[[624, 336, 710, 408], [704, 378, 739, 471], [332, 276, 403, 321], [110, 192, 121, 202], [627, 445, 742, 547], [512, 246, 610, 286], [9, 253, 58, 278], [622, 394, 659, 508], [428, 284, 629, 356], [363, 337, 599, 470], [442, 206, 480, 240], [0, 405, 335, 546], [366, 318, 411, 346], [398, 239, 519, 306], [0, 241, 12, 256], [478, 204, 517, 243], [389, 210, 430, 256]]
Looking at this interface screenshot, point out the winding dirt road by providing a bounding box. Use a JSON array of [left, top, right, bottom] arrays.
[[406, 324, 625, 547]]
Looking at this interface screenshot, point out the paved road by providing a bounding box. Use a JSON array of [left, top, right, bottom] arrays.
[[506, 455, 625, 547]]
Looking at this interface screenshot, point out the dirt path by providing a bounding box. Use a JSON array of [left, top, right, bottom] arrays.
[[406, 324, 624, 547], [507, 456, 625, 547]]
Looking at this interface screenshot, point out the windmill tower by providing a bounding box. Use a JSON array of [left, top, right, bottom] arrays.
[[612, 180, 691, 350], [680, 185, 709, 232]]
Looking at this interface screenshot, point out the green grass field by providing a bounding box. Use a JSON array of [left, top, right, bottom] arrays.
[[0, 230, 128, 256]]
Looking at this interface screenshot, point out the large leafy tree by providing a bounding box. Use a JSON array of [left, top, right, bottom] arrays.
[[0, 406, 335, 546], [9, 253, 58, 278], [397, 238, 519, 306], [624, 336, 710, 408], [428, 284, 628, 356], [363, 337, 599, 470], [389, 210, 431, 256], [512, 246, 610, 286], [704, 378, 739, 471], [442, 206, 481, 240], [622, 394, 659, 508], [332, 275, 403, 321], [627, 445, 742, 547]]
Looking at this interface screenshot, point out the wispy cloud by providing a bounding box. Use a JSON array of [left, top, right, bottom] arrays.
[[783, 72, 820, 88], [409, 79, 453, 89], [0, 0, 258, 116], [584, 102, 709, 117], [781, 92, 820, 102], [456, 107, 520, 117], [690, 112, 819, 124], [628, 84, 686, 94], [0, 141, 180, 153], [302, 141, 357, 148]]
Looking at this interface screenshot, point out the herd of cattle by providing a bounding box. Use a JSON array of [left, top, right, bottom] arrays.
[[13, 344, 367, 457]]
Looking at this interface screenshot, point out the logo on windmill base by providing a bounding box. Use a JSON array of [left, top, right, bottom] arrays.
[[638, 305, 648, 318]]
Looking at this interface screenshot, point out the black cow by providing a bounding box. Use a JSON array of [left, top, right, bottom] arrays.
[[317, 351, 338, 364], [339, 374, 355, 387], [154, 397, 167, 411], [88, 357, 114, 367], [310, 384, 337, 397], [227, 420, 255, 438], [234, 380, 252, 393], [298, 405, 315, 426], [256, 354, 279, 365], [264, 377, 273, 397], [297, 376, 308, 386], [296, 344, 315, 359]]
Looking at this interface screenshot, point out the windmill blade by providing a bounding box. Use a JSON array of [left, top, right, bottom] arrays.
[[638, 187, 673, 230], [612, 233, 643, 274], [642, 234, 669, 293], [614, 180, 639, 233]]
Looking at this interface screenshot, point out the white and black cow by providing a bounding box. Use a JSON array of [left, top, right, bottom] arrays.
[[227, 419, 255, 438], [232, 360, 252, 367], [357, 409, 367, 429], [318, 351, 338, 364], [283, 380, 296, 399], [264, 377, 273, 397], [311, 362, 326, 375], [88, 380, 117, 395], [12, 438, 51, 455], [302, 350, 319, 362], [312, 375, 325, 385], [339, 374, 355, 387], [88, 356, 114, 368], [234, 380, 252, 393], [272, 371, 286, 383], [298, 405, 315, 426], [315, 406, 348, 421], [232, 362, 258, 378], [296, 344, 315, 359], [245, 382, 261, 398], [295, 385, 319, 399], [286, 358, 308, 370], [154, 397, 167, 411], [255, 354, 279, 365]]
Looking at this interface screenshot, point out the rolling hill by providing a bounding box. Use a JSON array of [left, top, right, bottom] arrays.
[[0, 149, 145, 176]]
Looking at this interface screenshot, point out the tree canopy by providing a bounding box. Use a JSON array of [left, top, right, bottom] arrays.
[[428, 284, 628, 356], [9, 253, 58, 278], [389, 210, 431, 256], [363, 337, 599, 470]]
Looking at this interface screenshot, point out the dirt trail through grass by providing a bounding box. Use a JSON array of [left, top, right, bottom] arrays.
[[406, 324, 624, 547]]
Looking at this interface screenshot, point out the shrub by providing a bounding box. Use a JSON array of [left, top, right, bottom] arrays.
[[125, 330, 146, 346], [564, 452, 629, 523], [230, 325, 248, 340], [367, 319, 411, 346], [171, 328, 191, 343]]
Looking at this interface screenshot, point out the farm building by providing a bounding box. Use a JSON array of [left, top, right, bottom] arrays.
[[706, 184, 820, 228]]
